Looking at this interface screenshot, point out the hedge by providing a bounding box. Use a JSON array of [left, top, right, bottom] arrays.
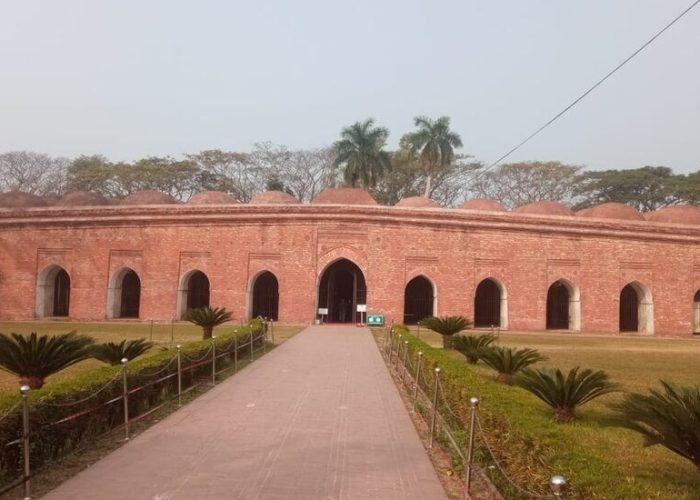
[[388, 325, 688, 500], [0, 322, 266, 490]]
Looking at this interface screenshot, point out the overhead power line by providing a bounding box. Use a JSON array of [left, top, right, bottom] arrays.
[[476, 0, 700, 177]]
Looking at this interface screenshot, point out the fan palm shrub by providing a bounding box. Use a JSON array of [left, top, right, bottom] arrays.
[[480, 346, 546, 384], [515, 367, 618, 422], [91, 338, 154, 365], [0, 331, 94, 389], [610, 381, 700, 474], [452, 334, 494, 364], [420, 315, 472, 349], [185, 306, 232, 339]]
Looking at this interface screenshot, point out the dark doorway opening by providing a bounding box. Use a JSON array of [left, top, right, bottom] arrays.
[[474, 279, 501, 327], [318, 259, 366, 323], [620, 284, 639, 332], [187, 271, 210, 311], [119, 270, 141, 318], [252, 271, 279, 320], [546, 281, 570, 329], [52, 269, 70, 317], [404, 276, 434, 325]]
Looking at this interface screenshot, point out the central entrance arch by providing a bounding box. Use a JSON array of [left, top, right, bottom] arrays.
[[619, 281, 654, 335], [404, 276, 434, 325], [474, 278, 507, 329], [251, 271, 279, 321], [317, 259, 366, 323]]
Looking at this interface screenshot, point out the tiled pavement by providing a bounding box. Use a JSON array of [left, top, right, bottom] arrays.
[[43, 326, 447, 500]]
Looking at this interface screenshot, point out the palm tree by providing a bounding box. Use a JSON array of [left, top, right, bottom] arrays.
[[420, 316, 472, 349], [91, 339, 154, 365], [515, 367, 618, 422], [452, 334, 494, 364], [185, 306, 233, 339], [401, 116, 463, 197], [611, 381, 700, 474], [0, 332, 95, 389], [333, 119, 391, 189], [480, 346, 546, 384]]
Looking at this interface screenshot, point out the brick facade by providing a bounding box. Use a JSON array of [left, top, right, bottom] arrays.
[[1, 201, 699, 336]]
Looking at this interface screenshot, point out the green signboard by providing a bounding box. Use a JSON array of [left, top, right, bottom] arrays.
[[367, 313, 384, 326]]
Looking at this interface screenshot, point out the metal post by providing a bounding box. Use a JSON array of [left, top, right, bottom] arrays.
[[170, 318, 175, 344], [417, 320, 421, 339], [176, 345, 182, 407], [20, 385, 30, 500], [401, 340, 409, 385], [234, 331, 239, 371], [385, 328, 392, 357], [149, 319, 154, 341], [250, 329, 254, 362], [465, 396, 480, 496], [413, 352, 423, 410], [270, 319, 275, 344], [429, 367, 440, 448], [550, 475, 567, 499], [395, 334, 403, 368], [211, 336, 217, 385], [121, 358, 129, 441]]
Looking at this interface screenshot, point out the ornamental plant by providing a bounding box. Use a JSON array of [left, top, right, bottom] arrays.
[[452, 334, 494, 364], [515, 366, 618, 422], [0, 331, 94, 389], [420, 315, 472, 349], [185, 306, 232, 339], [479, 346, 546, 384], [91, 338, 154, 365]]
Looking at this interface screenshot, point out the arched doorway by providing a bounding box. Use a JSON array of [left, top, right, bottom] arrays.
[[107, 268, 141, 319], [694, 290, 700, 335], [177, 270, 211, 319], [474, 278, 507, 328], [35, 265, 70, 318], [546, 279, 580, 331], [619, 282, 654, 335], [404, 276, 434, 325], [317, 259, 366, 323], [251, 271, 279, 320]]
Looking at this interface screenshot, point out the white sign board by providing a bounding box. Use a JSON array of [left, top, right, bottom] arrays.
[[318, 308, 329, 315], [356, 304, 367, 312]]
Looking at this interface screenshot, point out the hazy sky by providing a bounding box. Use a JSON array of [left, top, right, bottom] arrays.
[[1, 1, 699, 172]]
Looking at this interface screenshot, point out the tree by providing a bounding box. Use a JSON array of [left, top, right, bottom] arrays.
[[333, 119, 391, 189], [111, 157, 200, 200], [401, 116, 463, 197], [420, 316, 472, 349], [515, 367, 618, 422], [468, 161, 582, 209], [185, 306, 233, 339], [65, 155, 114, 194], [186, 150, 262, 202], [479, 346, 546, 384], [611, 381, 700, 475], [0, 151, 69, 196], [90, 339, 154, 365], [0, 332, 94, 389], [574, 166, 684, 212], [250, 143, 336, 202]]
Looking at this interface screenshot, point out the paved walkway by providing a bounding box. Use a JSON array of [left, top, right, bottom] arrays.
[[43, 326, 447, 500]]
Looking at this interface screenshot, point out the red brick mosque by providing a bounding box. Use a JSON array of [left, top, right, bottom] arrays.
[[1, 187, 699, 337]]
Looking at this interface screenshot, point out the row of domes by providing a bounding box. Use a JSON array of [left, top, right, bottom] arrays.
[[1, 188, 699, 225]]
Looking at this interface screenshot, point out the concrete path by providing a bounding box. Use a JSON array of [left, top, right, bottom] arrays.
[[43, 326, 447, 500]]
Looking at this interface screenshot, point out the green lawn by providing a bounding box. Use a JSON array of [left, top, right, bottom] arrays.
[[0, 321, 303, 394], [402, 326, 700, 498]]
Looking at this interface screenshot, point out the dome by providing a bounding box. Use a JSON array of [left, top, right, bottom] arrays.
[[458, 198, 507, 212], [311, 187, 378, 206], [513, 201, 573, 217], [249, 191, 300, 205], [56, 191, 109, 207], [188, 191, 239, 205], [120, 190, 179, 205], [645, 205, 700, 225], [577, 202, 644, 221], [395, 196, 441, 209], [0, 191, 48, 208]]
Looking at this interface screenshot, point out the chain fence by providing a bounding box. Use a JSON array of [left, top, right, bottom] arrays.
[[379, 326, 568, 500], [0, 320, 273, 500]]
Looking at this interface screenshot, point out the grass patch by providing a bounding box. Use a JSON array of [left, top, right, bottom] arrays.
[[384, 326, 700, 499]]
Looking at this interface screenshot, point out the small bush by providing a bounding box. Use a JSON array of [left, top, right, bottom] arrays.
[[452, 334, 494, 364], [480, 346, 546, 384], [91, 339, 154, 365]]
